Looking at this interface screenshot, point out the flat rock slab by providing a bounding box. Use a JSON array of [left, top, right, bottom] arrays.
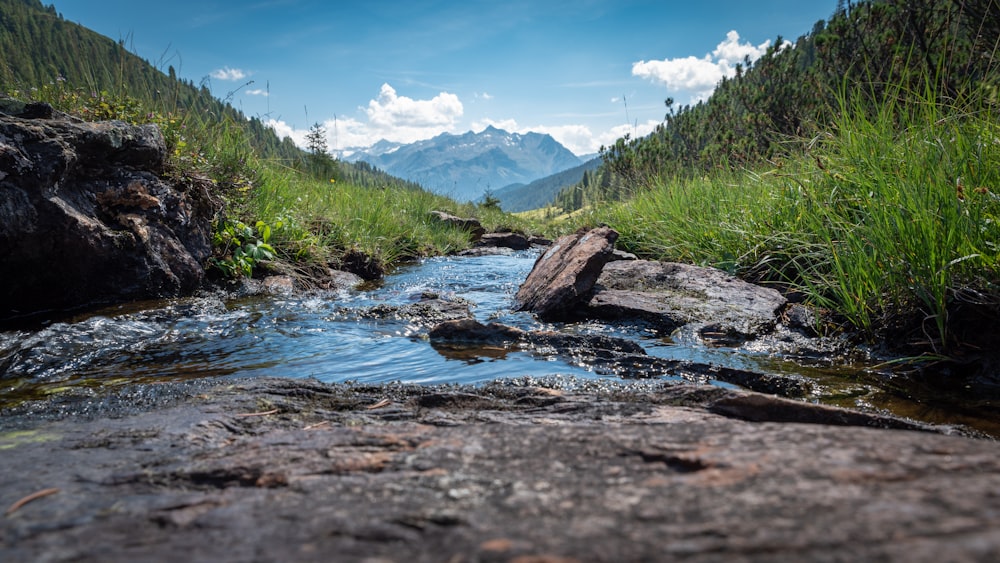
[[588, 260, 788, 338], [2, 377, 998, 562]]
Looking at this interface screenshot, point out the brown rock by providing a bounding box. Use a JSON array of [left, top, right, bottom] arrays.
[[514, 226, 618, 319], [1, 377, 996, 562]]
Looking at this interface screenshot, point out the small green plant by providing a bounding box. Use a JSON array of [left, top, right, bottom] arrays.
[[212, 219, 276, 278]]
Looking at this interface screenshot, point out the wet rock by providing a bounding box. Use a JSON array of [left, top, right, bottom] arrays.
[[476, 231, 531, 250], [362, 293, 473, 326], [262, 275, 295, 294], [455, 246, 515, 257], [1, 376, 996, 562], [586, 260, 787, 340], [514, 226, 618, 319], [429, 319, 812, 397], [339, 248, 385, 281], [0, 108, 221, 321], [429, 210, 486, 241]]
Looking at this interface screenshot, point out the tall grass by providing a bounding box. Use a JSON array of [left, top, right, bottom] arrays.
[[592, 82, 1000, 352], [9, 78, 550, 278]]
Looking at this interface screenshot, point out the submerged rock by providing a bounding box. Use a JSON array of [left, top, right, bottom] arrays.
[[429, 318, 812, 397], [514, 226, 618, 319], [0, 105, 220, 321]]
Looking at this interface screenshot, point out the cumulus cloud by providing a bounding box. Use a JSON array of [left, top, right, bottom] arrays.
[[210, 67, 248, 81], [267, 83, 464, 151], [470, 117, 659, 157], [633, 31, 781, 102], [246, 89, 268, 97], [366, 83, 463, 129]]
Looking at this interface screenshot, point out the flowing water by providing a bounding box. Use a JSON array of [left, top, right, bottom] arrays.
[[2, 250, 998, 436]]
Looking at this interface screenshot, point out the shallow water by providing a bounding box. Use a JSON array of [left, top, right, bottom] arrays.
[[1, 251, 997, 436]]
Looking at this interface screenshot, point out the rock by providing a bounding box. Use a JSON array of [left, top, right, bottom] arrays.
[[0, 110, 220, 321], [528, 235, 553, 246], [361, 293, 474, 326], [609, 249, 638, 261], [1, 376, 996, 562], [338, 248, 384, 281], [514, 226, 618, 319], [429, 319, 811, 397], [586, 260, 788, 339], [429, 210, 486, 241], [455, 246, 514, 257], [476, 231, 531, 250], [262, 275, 295, 294]]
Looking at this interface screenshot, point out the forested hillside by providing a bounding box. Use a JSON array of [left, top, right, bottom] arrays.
[[554, 0, 1000, 211], [0, 0, 309, 162]]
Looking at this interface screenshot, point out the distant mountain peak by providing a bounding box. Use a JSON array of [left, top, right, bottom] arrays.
[[340, 128, 582, 201]]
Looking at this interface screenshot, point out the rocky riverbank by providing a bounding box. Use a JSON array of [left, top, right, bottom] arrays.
[[2, 376, 998, 562]]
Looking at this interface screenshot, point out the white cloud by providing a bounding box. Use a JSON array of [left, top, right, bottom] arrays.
[[470, 117, 659, 157], [475, 92, 494, 101], [632, 30, 781, 102], [267, 83, 464, 152], [366, 83, 463, 130], [210, 67, 248, 81], [246, 89, 268, 97]]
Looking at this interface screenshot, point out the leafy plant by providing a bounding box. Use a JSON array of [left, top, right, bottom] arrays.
[[212, 219, 277, 278]]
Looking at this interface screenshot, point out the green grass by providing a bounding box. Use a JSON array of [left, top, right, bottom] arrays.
[[7, 79, 555, 279], [589, 82, 1000, 352]]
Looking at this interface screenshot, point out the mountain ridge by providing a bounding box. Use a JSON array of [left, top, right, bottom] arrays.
[[338, 125, 583, 201]]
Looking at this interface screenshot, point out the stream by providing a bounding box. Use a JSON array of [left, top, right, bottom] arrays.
[[2, 250, 998, 436]]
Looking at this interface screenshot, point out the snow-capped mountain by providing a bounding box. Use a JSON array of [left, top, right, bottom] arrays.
[[337, 126, 583, 201]]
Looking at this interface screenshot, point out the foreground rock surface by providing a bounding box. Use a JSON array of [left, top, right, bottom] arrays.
[[0, 104, 219, 321], [2, 377, 997, 562]]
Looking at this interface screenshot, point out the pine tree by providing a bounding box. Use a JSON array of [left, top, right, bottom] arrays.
[[305, 122, 329, 157]]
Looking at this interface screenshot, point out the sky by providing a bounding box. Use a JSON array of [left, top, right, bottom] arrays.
[[51, 1, 837, 156]]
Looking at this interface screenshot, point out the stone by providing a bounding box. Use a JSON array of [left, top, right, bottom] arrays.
[[429, 318, 812, 396], [429, 210, 486, 241], [1, 376, 996, 562], [476, 231, 531, 250], [586, 260, 788, 339], [514, 226, 618, 319], [0, 109, 220, 322]]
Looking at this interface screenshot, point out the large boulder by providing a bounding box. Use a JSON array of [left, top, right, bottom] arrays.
[[0, 104, 220, 321], [586, 260, 788, 340], [513, 226, 618, 319]]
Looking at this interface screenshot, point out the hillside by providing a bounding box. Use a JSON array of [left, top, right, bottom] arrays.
[[0, 0, 426, 194], [554, 0, 1000, 211], [341, 125, 582, 202], [493, 157, 601, 212]]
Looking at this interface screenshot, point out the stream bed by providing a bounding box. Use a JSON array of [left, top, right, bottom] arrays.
[[2, 250, 998, 436]]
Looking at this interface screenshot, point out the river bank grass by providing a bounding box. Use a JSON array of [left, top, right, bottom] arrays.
[[8, 80, 550, 277], [589, 84, 1000, 353]]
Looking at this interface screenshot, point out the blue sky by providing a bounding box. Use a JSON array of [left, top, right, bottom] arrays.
[[51, 1, 837, 156]]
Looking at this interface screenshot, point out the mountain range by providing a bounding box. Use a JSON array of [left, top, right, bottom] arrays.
[[338, 126, 583, 202]]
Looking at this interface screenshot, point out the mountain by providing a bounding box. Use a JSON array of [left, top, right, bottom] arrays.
[[339, 125, 582, 201], [492, 157, 602, 212]]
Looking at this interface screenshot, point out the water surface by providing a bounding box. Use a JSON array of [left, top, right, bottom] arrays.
[[1, 251, 997, 436]]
